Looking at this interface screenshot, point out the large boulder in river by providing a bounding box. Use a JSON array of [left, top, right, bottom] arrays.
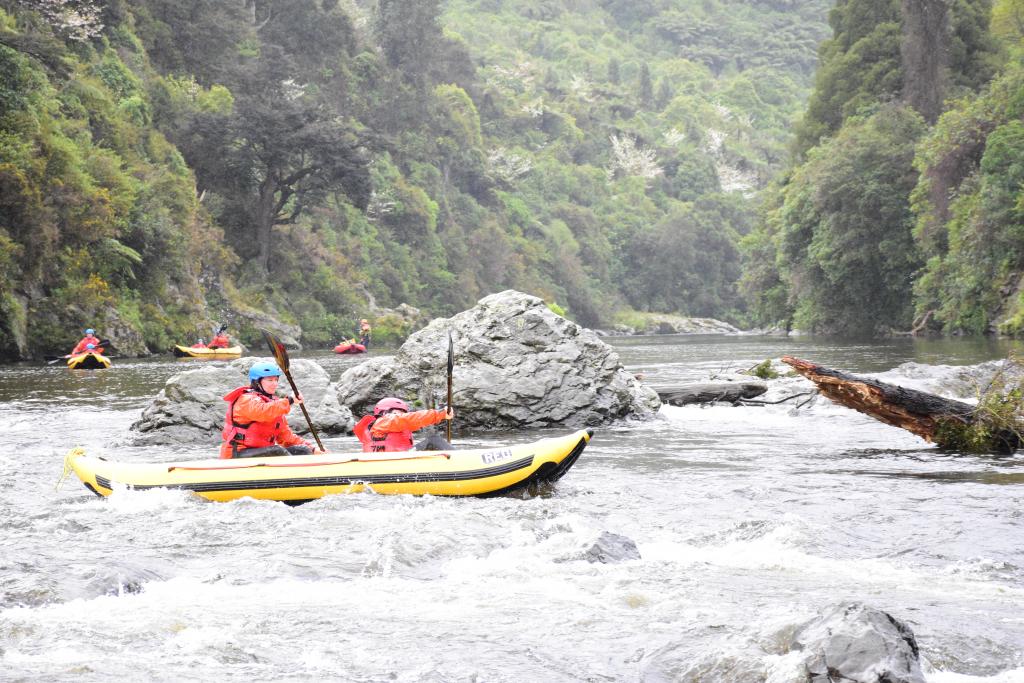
[[128, 357, 353, 445], [333, 290, 661, 429], [785, 602, 925, 683]]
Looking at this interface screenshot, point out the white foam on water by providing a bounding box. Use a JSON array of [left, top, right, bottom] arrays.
[[169, 623, 235, 653], [940, 557, 1017, 579], [765, 658, 1024, 683], [927, 668, 1024, 683], [2, 644, 104, 665], [641, 523, 1024, 603], [764, 651, 812, 683], [103, 484, 198, 513], [658, 402, 922, 448]]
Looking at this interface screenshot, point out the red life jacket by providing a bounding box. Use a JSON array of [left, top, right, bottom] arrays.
[[353, 415, 414, 452], [221, 387, 285, 452], [72, 335, 102, 354]]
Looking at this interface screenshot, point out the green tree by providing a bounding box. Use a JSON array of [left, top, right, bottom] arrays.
[[638, 62, 654, 107], [794, 0, 903, 156], [782, 106, 926, 335], [911, 65, 1024, 333], [224, 51, 370, 274], [375, 0, 444, 89], [607, 57, 620, 85]]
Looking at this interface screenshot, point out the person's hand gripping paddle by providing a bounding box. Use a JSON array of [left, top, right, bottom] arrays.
[[260, 328, 325, 452]]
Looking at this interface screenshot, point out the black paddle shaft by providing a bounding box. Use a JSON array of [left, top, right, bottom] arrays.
[[282, 370, 324, 452], [446, 331, 454, 443], [259, 328, 324, 451]]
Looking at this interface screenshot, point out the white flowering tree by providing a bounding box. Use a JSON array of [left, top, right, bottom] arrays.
[[487, 147, 533, 186], [16, 0, 103, 41], [606, 134, 663, 184]]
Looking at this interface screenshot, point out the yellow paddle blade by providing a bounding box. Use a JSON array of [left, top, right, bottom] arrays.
[[260, 328, 290, 372]]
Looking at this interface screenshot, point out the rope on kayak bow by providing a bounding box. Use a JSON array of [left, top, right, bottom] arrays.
[[56, 447, 85, 491]]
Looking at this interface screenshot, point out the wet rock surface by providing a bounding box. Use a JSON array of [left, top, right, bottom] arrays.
[[786, 602, 925, 683], [581, 532, 642, 564], [334, 290, 661, 430], [128, 357, 353, 445]]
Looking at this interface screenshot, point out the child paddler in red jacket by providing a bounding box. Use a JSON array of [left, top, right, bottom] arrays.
[[71, 328, 103, 355], [354, 397, 454, 452], [220, 361, 324, 459]]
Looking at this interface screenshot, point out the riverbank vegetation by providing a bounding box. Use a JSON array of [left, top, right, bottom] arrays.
[[1, 0, 1022, 360], [742, 0, 1024, 337]]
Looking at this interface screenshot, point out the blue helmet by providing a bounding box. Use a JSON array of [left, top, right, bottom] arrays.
[[86, 343, 95, 350], [85, 328, 95, 335], [249, 361, 282, 381]]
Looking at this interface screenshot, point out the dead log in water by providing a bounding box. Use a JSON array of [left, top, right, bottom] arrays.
[[657, 381, 767, 406], [781, 356, 1022, 453]]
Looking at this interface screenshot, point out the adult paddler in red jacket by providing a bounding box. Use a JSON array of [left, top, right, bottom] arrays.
[[209, 331, 231, 349], [353, 397, 454, 452], [220, 361, 324, 459], [71, 328, 102, 355]]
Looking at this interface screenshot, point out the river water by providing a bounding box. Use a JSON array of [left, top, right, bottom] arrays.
[[1, 335, 1022, 682]]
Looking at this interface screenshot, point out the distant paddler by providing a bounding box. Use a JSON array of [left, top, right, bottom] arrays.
[[209, 329, 231, 349], [71, 328, 103, 355]]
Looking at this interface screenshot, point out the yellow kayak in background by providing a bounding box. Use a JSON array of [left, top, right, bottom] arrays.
[[67, 352, 111, 370], [63, 429, 593, 504], [173, 345, 242, 359]]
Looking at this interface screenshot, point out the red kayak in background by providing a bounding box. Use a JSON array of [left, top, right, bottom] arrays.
[[333, 341, 366, 354]]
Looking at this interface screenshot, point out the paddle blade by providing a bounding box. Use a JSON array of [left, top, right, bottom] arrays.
[[260, 328, 290, 371], [447, 330, 454, 374]]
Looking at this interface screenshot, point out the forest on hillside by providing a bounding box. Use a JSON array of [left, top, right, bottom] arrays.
[[0, 0, 1022, 360], [743, 0, 1024, 337]]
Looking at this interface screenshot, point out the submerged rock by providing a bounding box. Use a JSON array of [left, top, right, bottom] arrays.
[[581, 531, 642, 564], [128, 357, 353, 445], [334, 290, 661, 430], [786, 602, 925, 683]]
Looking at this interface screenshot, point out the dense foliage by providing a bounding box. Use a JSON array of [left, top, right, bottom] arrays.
[[0, 0, 833, 359], [5, 0, 1021, 361], [742, 0, 1024, 337]]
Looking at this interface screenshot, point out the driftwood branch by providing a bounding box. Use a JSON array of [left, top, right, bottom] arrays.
[[910, 309, 935, 336], [738, 391, 815, 406], [657, 382, 767, 406], [781, 355, 1022, 452]]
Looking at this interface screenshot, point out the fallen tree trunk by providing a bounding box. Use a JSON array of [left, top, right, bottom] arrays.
[[781, 356, 1022, 453], [657, 381, 767, 406]]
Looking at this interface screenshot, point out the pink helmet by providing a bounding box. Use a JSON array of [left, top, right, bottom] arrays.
[[374, 397, 409, 415]]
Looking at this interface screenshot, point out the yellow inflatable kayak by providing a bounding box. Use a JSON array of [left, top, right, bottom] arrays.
[[67, 352, 111, 369], [173, 344, 242, 359], [63, 429, 592, 503]]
